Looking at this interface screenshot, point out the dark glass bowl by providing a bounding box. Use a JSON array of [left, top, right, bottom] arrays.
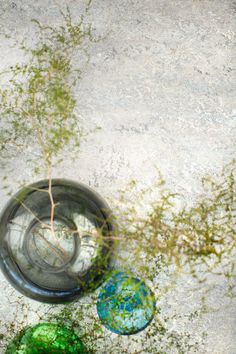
[[0, 179, 114, 303]]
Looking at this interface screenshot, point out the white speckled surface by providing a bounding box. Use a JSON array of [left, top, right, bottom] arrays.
[[0, 1, 235, 353]]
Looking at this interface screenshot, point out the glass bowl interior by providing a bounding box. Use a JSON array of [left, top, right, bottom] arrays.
[[0, 179, 113, 301]]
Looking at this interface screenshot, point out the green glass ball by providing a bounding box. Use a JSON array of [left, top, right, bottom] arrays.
[[6, 323, 85, 354]]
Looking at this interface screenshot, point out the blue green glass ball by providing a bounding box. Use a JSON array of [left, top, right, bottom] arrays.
[[97, 272, 156, 335]]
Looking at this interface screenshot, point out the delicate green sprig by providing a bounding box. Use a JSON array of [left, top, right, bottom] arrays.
[[0, 5, 95, 171], [114, 160, 236, 296]]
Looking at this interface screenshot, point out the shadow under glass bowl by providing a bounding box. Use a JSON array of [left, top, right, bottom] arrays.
[[0, 179, 114, 303]]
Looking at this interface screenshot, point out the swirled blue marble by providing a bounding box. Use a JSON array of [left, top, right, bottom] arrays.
[[97, 272, 156, 335]]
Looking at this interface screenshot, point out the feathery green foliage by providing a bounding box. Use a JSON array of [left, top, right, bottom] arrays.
[[115, 161, 236, 294], [0, 5, 95, 171]]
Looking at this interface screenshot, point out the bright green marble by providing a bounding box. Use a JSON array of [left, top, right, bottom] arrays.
[[6, 323, 85, 353]]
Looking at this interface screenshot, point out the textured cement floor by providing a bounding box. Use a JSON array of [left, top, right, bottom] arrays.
[[0, 0, 235, 353]]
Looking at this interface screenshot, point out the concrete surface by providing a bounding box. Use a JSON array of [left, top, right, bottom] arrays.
[[0, 0, 235, 353]]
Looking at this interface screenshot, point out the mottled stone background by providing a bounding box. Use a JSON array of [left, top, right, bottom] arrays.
[[0, 0, 235, 353]]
